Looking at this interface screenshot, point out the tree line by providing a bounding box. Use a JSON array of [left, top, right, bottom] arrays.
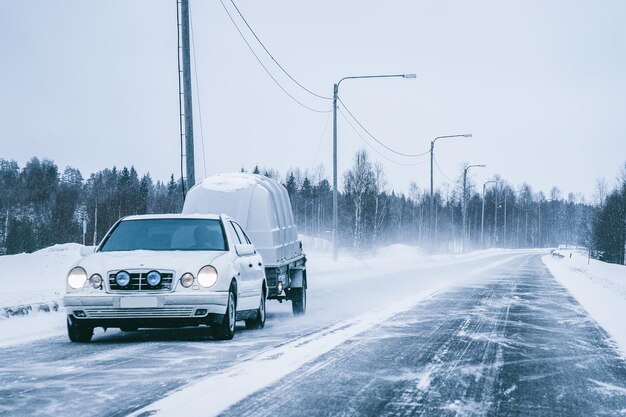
[[0, 155, 623, 265], [591, 167, 626, 264], [0, 158, 182, 254]]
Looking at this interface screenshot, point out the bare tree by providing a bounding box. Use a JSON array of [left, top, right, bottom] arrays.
[[372, 162, 388, 246], [343, 150, 374, 248]]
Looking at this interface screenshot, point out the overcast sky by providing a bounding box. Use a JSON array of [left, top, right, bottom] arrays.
[[1, 1, 625, 200]]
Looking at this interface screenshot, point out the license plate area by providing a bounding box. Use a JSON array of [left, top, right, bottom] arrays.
[[120, 297, 158, 308]]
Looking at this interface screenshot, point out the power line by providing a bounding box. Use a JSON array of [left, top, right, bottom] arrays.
[[228, 0, 331, 101], [338, 98, 430, 158], [189, 4, 208, 178], [338, 107, 428, 167], [218, 0, 330, 113], [312, 107, 333, 168], [434, 156, 455, 183]]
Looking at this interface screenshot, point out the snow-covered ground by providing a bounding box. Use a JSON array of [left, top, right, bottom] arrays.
[[543, 249, 626, 357], [0, 243, 83, 314], [0, 240, 522, 348], [3, 244, 626, 416]]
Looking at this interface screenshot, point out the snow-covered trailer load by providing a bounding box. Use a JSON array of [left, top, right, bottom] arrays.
[[182, 173, 307, 315]]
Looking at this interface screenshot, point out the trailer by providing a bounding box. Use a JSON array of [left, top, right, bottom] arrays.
[[182, 173, 307, 315]]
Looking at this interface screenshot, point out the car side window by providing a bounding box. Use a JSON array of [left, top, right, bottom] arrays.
[[232, 222, 252, 245], [229, 221, 243, 244]]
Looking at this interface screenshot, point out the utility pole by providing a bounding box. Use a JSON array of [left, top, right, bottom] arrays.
[[462, 164, 485, 251], [332, 83, 338, 261], [92, 202, 98, 246], [481, 180, 497, 248], [430, 140, 434, 238], [502, 189, 506, 248], [180, 0, 195, 190], [331, 73, 415, 261], [493, 184, 498, 247], [429, 134, 472, 247]]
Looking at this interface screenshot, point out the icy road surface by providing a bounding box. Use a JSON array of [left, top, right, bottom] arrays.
[[1, 252, 625, 417]]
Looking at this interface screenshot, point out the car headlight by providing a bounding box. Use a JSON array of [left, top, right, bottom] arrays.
[[115, 271, 131, 287], [67, 267, 87, 289], [146, 271, 162, 286], [180, 273, 194, 288], [89, 274, 102, 289], [197, 265, 218, 288]]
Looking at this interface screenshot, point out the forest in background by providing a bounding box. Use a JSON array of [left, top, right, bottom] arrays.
[[0, 153, 624, 264]]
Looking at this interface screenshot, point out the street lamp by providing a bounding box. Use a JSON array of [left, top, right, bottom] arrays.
[[481, 179, 499, 248], [332, 73, 416, 261], [462, 164, 486, 251], [429, 134, 472, 242]]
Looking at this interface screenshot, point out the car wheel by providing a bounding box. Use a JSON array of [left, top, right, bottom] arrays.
[[211, 288, 236, 340], [67, 317, 93, 343], [245, 290, 266, 330], [291, 284, 306, 316]]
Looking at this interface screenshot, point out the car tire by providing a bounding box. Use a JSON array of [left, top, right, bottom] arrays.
[[245, 290, 266, 330], [291, 284, 306, 316], [67, 317, 93, 343], [120, 326, 138, 332], [211, 287, 236, 340]]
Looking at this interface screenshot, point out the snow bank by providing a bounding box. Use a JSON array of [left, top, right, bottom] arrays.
[[0, 243, 82, 318], [543, 250, 626, 357]]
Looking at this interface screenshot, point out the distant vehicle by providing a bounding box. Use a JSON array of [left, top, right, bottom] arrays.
[[63, 214, 266, 342], [183, 173, 307, 315]]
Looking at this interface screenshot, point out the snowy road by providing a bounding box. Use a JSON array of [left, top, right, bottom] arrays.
[[222, 255, 626, 416], [1, 252, 625, 416]]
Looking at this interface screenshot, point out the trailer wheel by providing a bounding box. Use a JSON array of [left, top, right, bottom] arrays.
[[291, 285, 306, 316]]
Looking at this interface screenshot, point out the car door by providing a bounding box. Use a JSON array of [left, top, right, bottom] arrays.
[[228, 221, 256, 310], [232, 221, 264, 290]]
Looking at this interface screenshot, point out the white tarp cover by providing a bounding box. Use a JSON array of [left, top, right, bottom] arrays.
[[182, 173, 302, 266]]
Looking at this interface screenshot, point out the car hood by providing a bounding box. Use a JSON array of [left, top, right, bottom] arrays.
[[75, 250, 227, 276]]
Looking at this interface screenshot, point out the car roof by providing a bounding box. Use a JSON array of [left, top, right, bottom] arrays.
[[122, 213, 225, 221]]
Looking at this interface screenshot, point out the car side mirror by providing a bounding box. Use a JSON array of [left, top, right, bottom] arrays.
[[235, 244, 256, 257]]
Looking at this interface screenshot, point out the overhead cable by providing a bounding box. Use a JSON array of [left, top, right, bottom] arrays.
[[338, 107, 428, 167], [229, 0, 331, 100], [189, 4, 208, 178], [312, 108, 333, 168], [218, 0, 330, 113], [434, 157, 455, 183], [338, 98, 430, 158]]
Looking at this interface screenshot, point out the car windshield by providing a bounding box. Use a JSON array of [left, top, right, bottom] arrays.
[[99, 218, 227, 252]]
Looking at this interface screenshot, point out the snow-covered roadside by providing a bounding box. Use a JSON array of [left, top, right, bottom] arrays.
[[543, 250, 626, 357], [0, 243, 82, 317], [0, 240, 530, 348], [0, 239, 520, 315]]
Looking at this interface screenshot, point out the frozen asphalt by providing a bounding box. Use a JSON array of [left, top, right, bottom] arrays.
[[222, 255, 626, 417], [1, 253, 625, 416]]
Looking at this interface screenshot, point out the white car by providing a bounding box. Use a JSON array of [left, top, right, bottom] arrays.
[[63, 214, 267, 342]]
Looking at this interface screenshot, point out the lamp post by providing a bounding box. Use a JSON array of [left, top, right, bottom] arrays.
[[429, 134, 472, 244], [332, 73, 416, 261], [462, 164, 486, 251], [481, 180, 498, 248], [493, 182, 499, 247]]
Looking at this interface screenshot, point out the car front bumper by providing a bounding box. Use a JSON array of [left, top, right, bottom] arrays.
[[63, 292, 229, 328]]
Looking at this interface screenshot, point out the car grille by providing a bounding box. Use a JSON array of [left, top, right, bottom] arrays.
[[108, 271, 174, 292], [84, 307, 195, 318]]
